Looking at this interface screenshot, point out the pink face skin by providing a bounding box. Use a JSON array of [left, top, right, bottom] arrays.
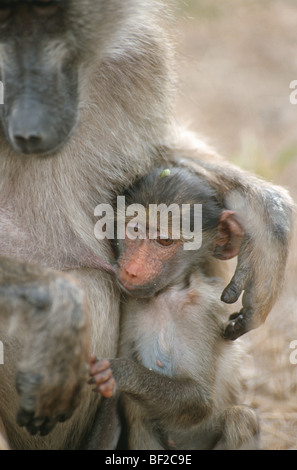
[[117, 233, 183, 291]]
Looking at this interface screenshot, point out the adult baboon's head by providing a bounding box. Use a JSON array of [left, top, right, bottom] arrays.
[[0, 0, 137, 156]]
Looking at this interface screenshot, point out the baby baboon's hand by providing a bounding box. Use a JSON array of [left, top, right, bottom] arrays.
[[88, 355, 116, 398]]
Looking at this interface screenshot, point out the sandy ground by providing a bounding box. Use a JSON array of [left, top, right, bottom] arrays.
[[175, 0, 297, 450]]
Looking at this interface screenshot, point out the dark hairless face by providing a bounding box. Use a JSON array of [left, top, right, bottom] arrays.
[[0, 0, 127, 156], [0, 1, 80, 155]]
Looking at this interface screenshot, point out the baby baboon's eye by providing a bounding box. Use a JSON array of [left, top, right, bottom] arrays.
[[126, 223, 145, 239], [156, 237, 174, 247]]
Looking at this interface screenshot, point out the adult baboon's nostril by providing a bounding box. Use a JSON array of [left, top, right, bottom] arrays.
[[13, 134, 43, 153], [8, 99, 58, 155]]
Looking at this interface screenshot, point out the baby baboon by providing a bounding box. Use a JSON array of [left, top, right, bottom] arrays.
[[0, 0, 292, 449], [89, 168, 259, 450]]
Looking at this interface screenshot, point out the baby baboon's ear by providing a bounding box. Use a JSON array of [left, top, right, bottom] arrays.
[[213, 210, 245, 260]]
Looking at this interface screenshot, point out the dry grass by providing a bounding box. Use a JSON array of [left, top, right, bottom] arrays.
[[175, 0, 297, 450]]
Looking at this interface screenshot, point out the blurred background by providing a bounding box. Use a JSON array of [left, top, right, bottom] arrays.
[[174, 0, 297, 450]]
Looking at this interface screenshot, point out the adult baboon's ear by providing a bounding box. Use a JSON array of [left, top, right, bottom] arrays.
[[213, 210, 245, 260]]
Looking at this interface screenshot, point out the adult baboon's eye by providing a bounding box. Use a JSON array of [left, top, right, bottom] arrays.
[[33, 0, 60, 16], [0, 4, 11, 22]]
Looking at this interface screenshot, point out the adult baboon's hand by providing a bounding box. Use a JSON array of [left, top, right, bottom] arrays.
[[166, 145, 294, 340], [0, 259, 89, 435], [221, 187, 294, 340]]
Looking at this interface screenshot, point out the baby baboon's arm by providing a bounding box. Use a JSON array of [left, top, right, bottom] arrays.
[[89, 356, 212, 427]]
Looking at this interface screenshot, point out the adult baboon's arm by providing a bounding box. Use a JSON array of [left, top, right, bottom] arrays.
[[164, 135, 294, 339]]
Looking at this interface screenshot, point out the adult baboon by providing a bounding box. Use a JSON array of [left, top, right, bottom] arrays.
[[0, 0, 293, 449]]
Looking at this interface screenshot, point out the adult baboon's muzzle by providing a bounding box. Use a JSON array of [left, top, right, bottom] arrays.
[[1, 58, 79, 156], [8, 98, 59, 155]]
